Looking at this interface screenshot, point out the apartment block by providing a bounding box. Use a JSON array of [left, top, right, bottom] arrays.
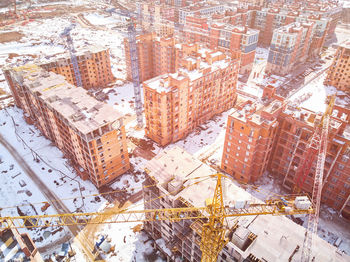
[[270, 104, 350, 217], [179, 3, 226, 25], [325, 41, 350, 93], [143, 146, 349, 261], [182, 16, 259, 74], [266, 21, 315, 76], [4, 64, 130, 188], [221, 86, 285, 183], [143, 44, 239, 146], [40, 46, 115, 90], [124, 33, 177, 83]]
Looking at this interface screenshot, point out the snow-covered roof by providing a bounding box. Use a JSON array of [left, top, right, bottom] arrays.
[[11, 64, 123, 135]]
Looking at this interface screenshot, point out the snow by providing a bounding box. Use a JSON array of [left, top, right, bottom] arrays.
[[84, 13, 120, 26], [0, 107, 107, 214], [93, 201, 165, 261]]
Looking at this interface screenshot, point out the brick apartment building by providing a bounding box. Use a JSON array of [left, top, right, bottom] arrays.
[[221, 86, 285, 183], [143, 146, 349, 261], [40, 46, 115, 90], [182, 16, 259, 74], [124, 33, 177, 83], [325, 41, 350, 93], [221, 86, 350, 216], [265, 21, 315, 76], [4, 65, 130, 188], [143, 44, 239, 146]]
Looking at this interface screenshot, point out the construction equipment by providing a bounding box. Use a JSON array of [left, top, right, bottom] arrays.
[[1, 173, 313, 262], [113, 9, 143, 128], [290, 96, 335, 262], [60, 24, 83, 88]]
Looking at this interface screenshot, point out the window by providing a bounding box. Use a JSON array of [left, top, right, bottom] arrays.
[[238, 140, 242, 144]]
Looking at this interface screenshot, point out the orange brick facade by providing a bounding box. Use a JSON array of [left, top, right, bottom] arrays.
[[221, 87, 350, 215], [325, 42, 350, 93], [143, 44, 239, 146], [40, 47, 115, 90], [4, 65, 130, 189]]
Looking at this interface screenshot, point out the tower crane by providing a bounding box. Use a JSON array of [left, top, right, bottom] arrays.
[[290, 96, 335, 262], [1, 174, 313, 262], [60, 24, 83, 88]]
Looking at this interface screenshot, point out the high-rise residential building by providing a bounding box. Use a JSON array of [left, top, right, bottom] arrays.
[[221, 85, 285, 183], [182, 17, 259, 74], [143, 44, 239, 146], [4, 64, 130, 188], [270, 103, 350, 217], [124, 33, 177, 83], [143, 146, 349, 261], [266, 21, 315, 76], [178, 3, 226, 25], [221, 85, 350, 215], [40, 46, 115, 90], [325, 41, 350, 93]]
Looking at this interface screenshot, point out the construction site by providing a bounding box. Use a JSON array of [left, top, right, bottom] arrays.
[[0, 0, 349, 261]]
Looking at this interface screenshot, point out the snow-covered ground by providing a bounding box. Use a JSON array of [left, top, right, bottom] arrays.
[[289, 72, 350, 113]]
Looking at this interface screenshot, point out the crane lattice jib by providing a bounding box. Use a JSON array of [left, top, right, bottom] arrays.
[[61, 25, 83, 88], [127, 21, 143, 127]]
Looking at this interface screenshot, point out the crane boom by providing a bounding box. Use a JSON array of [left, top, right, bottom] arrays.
[[0, 196, 312, 230], [0, 174, 313, 262]]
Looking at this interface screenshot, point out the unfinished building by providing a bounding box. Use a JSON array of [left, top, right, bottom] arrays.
[[221, 84, 350, 216], [4, 64, 129, 188], [39, 46, 115, 90], [270, 103, 350, 218], [221, 86, 285, 183], [143, 43, 239, 146], [143, 146, 349, 262], [0, 225, 43, 261], [324, 41, 350, 93]]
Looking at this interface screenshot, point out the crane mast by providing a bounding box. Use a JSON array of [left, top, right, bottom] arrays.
[[292, 96, 335, 262], [61, 25, 83, 88]]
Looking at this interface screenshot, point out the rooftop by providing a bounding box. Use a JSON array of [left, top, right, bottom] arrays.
[[12, 64, 122, 135]]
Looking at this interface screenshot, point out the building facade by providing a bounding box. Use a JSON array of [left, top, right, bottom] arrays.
[[266, 21, 315, 76], [324, 41, 350, 93], [124, 33, 177, 83], [143, 44, 239, 146], [221, 86, 350, 215], [4, 65, 130, 188], [221, 86, 284, 183], [40, 47, 115, 90]]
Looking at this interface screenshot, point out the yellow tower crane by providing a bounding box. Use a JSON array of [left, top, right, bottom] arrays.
[[0, 174, 313, 262]]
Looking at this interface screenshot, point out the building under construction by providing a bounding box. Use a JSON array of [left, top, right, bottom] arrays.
[[143, 146, 349, 262], [221, 85, 350, 217], [3, 65, 130, 188], [143, 42, 239, 146]]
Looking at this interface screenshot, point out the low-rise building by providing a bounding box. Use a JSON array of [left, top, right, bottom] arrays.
[[4, 64, 129, 188], [143, 44, 239, 146], [325, 41, 350, 93]]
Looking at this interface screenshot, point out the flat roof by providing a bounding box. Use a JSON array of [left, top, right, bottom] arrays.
[[13, 64, 122, 135]]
